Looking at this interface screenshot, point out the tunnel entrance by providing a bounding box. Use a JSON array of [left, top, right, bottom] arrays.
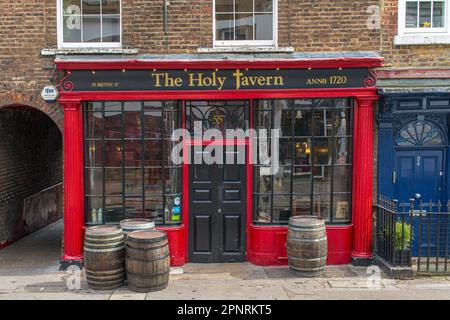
[[0, 106, 63, 250]]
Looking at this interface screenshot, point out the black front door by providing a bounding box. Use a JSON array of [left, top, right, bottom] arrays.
[[188, 147, 247, 263]]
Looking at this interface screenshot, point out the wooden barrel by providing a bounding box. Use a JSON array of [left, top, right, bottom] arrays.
[[126, 230, 170, 293], [84, 225, 125, 290], [286, 216, 327, 277], [120, 219, 155, 239]]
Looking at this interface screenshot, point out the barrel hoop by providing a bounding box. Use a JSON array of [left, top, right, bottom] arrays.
[[84, 241, 125, 248], [287, 237, 327, 243], [85, 268, 125, 275], [85, 235, 124, 242], [288, 256, 327, 262], [126, 270, 170, 277], [288, 226, 326, 232], [126, 253, 170, 263], [85, 231, 123, 238], [126, 243, 168, 251], [84, 245, 126, 253]]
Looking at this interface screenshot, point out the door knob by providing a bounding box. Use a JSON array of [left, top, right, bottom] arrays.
[[415, 193, 421, 200], [218, 208, 222, 214]]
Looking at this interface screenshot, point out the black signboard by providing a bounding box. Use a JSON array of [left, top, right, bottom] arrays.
[[62, 68, 375, 92]]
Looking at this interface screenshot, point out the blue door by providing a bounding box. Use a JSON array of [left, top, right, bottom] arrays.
[[395, 150, 444, 256]]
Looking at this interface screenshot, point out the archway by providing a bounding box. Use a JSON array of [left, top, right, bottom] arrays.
[[0, 105, 63, 250]]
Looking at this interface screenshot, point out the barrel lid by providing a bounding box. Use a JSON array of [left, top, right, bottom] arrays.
[[85, 225, 122, 236], [127, 230, 167, 243], [120, 219, 155, 228], [289, 216, 325, 227]]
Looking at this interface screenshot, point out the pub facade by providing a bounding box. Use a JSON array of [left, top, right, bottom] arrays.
[[57, 52, 382, 268]]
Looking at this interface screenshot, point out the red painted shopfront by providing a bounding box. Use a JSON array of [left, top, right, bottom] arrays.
[[55, 53, 383, 269]]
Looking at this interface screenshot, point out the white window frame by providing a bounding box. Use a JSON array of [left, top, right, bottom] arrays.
[[213, 0, 278, 47], [57, 0, 122, 49], [398, 0, 449, 35]]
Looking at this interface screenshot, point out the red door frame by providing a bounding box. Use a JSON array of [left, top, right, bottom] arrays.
[[56, 57, 382, 268]]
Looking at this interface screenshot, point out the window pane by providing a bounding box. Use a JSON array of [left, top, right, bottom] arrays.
[[125, 198, 143, 219], [63, 15, 82, 42], [255, 13, 273, 40], [105, 141, 123, 167], [334, 138, 352, 164], [274, 109, 292, 137], [105, 168, 122, 196], [102, 15, 120, 42], [313, 138, 332, 165], [165, 168, 182, 194], [82, 15, 101, 42], [235, 13, 253, 40], [292, 194, 311, 216], [144, 109, 163, 138], [313, 166, 331, 194], [86, 140, 103, 167], [124, 141, 142, 167], [313, 194, 331, 220], [256, 166, 272, 193], [333, 165, 352, 193], [216, 0, 233, 12], [419, 1, 432, 28], [292, 167, 311, 194], [102, 0, 121, 14], [235, 0, 253, 12], [105, 197, 123, 223], [279, 138, 293, 166], [334, 108, 351, 136], [82, 0, 100, 14], [333, 194, 352, 222], [294, 109, 313, 136], [294, 138, 312, 166], [144, 168, 163, 198], [255, 195, 272, 222], [144, 140, 163, 166], [123, 104, 142, 138], [406, 1, 418, 28], [104, 111, 122, 139], [85, 111, 103, 139], [145, 198, 163, 221], [313, 109, 333, 137], [85, 168, 103, 195], [433, 1, 445, 27], [164, 196, 182, 224], [105, 101, 122, 110], [63, 0, 81, 11], [273, 195, 291, 223], [86, 197, 103, 224], [216, 14, 234, 40], [124, 169, 142, 196], [273, 167, 291, 194], [255, 0, 273, 12]]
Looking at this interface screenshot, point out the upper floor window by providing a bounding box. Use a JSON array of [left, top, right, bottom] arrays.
[[399, 0, 448, 34], [57, 0, 121, 48], [214, 0, 277, 47]]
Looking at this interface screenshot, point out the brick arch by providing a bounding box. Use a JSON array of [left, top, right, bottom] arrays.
[[0, 92, 64, 133]]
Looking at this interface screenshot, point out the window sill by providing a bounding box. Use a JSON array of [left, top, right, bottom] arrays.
[[197, 46, 295, 54], [41, 47, 139, 56], [394, 34, 450, 45]]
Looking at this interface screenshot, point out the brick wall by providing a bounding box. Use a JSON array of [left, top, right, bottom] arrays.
[[380, 0, 450, 68], [0, 109, 62, 247]]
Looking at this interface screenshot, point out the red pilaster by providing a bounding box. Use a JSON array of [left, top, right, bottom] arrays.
[[60, 99, 84, 269], [351, 97, 376, 265]]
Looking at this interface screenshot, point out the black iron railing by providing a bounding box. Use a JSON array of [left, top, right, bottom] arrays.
[[376, 195, 450, 275]]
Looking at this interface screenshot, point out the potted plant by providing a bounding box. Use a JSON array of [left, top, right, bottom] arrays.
[[394, 221, 413, 267]]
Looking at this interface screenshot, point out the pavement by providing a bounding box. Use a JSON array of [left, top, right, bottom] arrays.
[[1, 220, 450, 300]]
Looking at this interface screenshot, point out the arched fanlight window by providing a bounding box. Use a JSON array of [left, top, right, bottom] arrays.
[[395, 120, 444, 147]]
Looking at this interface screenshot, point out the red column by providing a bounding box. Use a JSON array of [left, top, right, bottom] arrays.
[[351, 97, 376, 266], [60, 99, 84, 270]]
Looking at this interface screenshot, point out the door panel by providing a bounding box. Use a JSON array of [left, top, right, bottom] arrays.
[[189, 147, 247, 263], [395, 150, 444, 256]]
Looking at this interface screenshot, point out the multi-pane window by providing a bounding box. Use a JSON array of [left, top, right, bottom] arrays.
[[215, 0, 276, 46], [401, 0, 447, 32], [84, 101, 182, 226], [59, 0, 121, 48], [253, 99, 353, 225]]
